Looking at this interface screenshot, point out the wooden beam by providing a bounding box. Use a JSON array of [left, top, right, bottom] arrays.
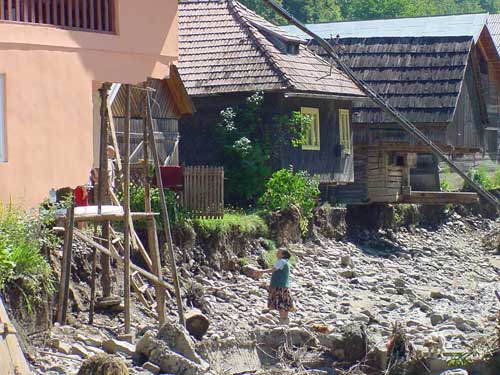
[[107, 102, 122, 183], [146, 90, 185, 327], [7, 0, 11, 21], [0, 296, 32, 375], [52, 0, 57, 25], [399, 191, 479, 205], [37, 0, 42, 23], [57, 199, 75, 325], [15, 0, 19, 21], [89, 0, 94, 29], [0, 0, 5, 21], [45, 0, 50, 23], [122, 84, 132, 334], [74, 229, 173, 293]]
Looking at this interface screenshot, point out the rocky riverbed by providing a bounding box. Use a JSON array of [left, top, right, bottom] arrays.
[[26, 212, 500, 374]]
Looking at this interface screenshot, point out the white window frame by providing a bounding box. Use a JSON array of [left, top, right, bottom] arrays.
[[0, 75, 5, 162]]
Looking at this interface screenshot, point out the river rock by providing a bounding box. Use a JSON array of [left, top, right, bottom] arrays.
[[157, 320, 203, 364]]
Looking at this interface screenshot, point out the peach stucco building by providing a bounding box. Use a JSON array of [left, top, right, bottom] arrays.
[[0, 0, 179, 207]]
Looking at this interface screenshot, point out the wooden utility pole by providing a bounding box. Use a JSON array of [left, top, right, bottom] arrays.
[[145, 89, 185, 326], [123, 84, 132, 334]]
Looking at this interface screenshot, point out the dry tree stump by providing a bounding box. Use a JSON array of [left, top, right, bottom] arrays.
[[77, 354, 129, 375]]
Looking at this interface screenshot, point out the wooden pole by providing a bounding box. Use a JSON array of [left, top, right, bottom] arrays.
[[142, 87, 165, 325], [123, 84, 132, 334], [89, 224, 98, 325], [145, 89, 185, 326], [57, 196, 75, 325], [147, 217, 165, 325], [98, 83, 113, 298]]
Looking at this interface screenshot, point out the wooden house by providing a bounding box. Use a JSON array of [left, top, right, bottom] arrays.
[[284, 14, 500, 204], [177, 0, 365, 188]]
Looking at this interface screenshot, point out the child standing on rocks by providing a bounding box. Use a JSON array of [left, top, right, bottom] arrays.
[[256, 249, 295, 325]]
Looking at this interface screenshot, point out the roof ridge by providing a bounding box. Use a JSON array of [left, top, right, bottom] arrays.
[[227, 0, 294, 90]]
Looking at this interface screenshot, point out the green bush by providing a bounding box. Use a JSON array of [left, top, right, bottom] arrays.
[[259, 168, 320, 235], [0, 204, 56, 308], [464, 166, 495, 191], [216, 91, 313, 205], [120, 184, 189, 231], [194, 212, 268, 239]]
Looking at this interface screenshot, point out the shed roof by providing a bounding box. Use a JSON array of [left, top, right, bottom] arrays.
[[309, 36, 474, 124], [282, 13, 487, 41], [488, 14, 500, 51], [178, 0, 364, 97]]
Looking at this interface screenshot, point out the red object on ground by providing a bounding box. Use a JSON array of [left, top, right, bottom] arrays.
[[153, 166, 184, 192], [74, 186, 89, 207]]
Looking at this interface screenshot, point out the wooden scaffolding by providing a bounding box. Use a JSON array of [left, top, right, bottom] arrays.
[[56, 82, 185, 335]]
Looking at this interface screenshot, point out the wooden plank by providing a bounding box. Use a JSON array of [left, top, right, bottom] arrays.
[[400, 191, 479, 205], [52, 0, 57, 25], [59, 0, 64, 26], [0, 297, 31, 375], [29, 0, 34, 23], [7, 0, 11, 20], [147, 218, 165, 326], [0, 0, 4, 21], [107, 102, 123, 185], [67, 0, 72, 26], [37, 0, 42, 22], [14, 0, 19, 21], [75, 0, 80, 27], [104, 0, 108, 31], [45, 0, 49, 23], [82, 0, 87, 28], [89, 0, 94, 29], [96, 0, 101, 31], [57, 199, 75, 325], [123, 84, 131, 334]]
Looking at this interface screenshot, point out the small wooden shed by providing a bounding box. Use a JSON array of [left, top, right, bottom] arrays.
[[111, 65, 195, 166], [314, 35, 498, 204]]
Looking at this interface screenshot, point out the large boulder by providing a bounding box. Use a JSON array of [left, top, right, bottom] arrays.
[[77, 354, 128, 375], [157, 320, 203, 364], [136, 330, 209, 375]]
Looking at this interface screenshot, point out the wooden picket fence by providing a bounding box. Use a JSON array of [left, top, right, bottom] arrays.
[[128, 164, 224, 219], [180, 166, 224, 219]]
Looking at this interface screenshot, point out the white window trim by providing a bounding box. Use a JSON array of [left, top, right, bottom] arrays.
[[0, 75, 5, 162]]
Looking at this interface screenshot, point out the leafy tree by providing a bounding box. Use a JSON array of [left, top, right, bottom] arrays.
[[215, 91, 311, 205], [242, 0, 496, 24]]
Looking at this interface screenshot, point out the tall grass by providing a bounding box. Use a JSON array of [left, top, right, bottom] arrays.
[[0, 203, 56, 309], [194, 211, 268, 238]]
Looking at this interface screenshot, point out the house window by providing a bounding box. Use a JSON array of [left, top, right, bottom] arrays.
[[0, 74, 5, 162], [339, 109, 351, 154], [0, 0, 116, 33], [301, 107, 320, 151]]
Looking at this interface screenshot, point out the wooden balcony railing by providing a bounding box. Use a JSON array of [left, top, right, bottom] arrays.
[[0, 0, 115, 33]]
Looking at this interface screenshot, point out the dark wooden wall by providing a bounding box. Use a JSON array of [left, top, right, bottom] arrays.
[[271, 95, 353, 184], [179, 92, 354, 184], [447, 64, 484, 150]]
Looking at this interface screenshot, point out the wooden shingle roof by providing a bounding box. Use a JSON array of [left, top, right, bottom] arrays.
[[178, 0, 364, 97], [312, 36, 474, 124]]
